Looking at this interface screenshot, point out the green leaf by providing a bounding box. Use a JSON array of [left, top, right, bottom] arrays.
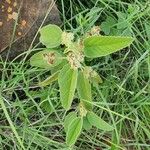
[[101, 16, 116, 35], [51, 59, 68, 74], [30, 90, 54, 114], [40, 100, 53, 113], [30, 50, 62, 69], [39, 71, 60, 87], [64, 112, 77, 133], [106, 16, 116, 26], [87, 111, 114, 131], [84, 36, 134, 58], [84, 67, 103, 85], [77, 71, 92, 110], [66, 117, 83, 146], [58, 64, 78, 110], [101, 22, 111, 35], [83, 116, 92, 131], [40, 24, 62, 48], [117, 12, 128, 30], [122, 28, 132, 36], [128, 4, 139, 14], [90, 71, 103, 85]]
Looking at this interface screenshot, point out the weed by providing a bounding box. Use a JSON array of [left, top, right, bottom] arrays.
[[29, 24, 133, 148]]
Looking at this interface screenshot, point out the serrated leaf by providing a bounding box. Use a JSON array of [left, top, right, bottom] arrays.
[[117, 12, 128, 29], [39, 71, 59, 87], [101, 16, 116, 35], [101, 22, 111, 35], [66, 117, 83, 146], [83, 116, 92, 131], [77, 71, 92, 110], [64, 112, 77, 133], [84, 36, 134, 58], [87, 111, 114, 131], [30, 50, 62, 69], [40, 24, 62, 48], [58, 64, 78, 110]]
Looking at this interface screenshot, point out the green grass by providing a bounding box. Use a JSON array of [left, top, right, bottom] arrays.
[[0, 0, 150, 149]]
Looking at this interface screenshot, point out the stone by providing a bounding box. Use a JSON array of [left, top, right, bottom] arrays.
[[0, 0, 61, 59]]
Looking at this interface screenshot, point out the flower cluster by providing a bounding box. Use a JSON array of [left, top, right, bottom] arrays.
[[43, 52, 56, 65], [61, 31, 74, 47], [67, 51, 84, 70], [79, 102, 87, 117]]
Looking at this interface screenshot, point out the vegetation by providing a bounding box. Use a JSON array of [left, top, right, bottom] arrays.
[[30, 23, 133, 147], [0, 0, 150, 149]]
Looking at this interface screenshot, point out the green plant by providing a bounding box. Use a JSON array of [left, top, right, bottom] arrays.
[[101, 5, 139, 36], [30, 24, 134, 147]]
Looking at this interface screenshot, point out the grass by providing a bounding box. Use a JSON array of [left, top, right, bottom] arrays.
[[0, 0, 150, 149]]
